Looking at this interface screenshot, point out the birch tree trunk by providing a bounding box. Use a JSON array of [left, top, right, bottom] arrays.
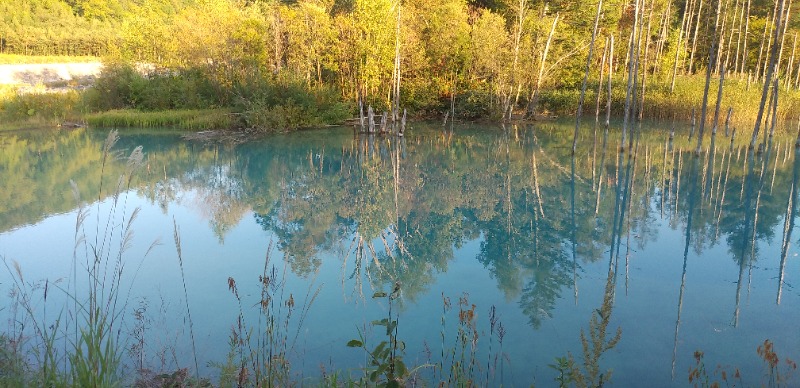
[[527, 13, 559, 118], [606, 35, 615, 129], [572, 0, 604, 154], [596, 37, 609, 123], [740, 0, 751, 74], [750, 0, 787, 149], [671, 0, 692, 92], [621, 0, 640, 151], [688, 0, 704, 74], [696, 0, 724, 155], [639, 0, 653, 120]]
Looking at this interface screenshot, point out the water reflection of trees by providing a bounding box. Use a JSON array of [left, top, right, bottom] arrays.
[[3, 123, 799, 329]]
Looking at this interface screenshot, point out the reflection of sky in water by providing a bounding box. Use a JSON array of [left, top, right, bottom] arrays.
[[0, 124, 799, 386]]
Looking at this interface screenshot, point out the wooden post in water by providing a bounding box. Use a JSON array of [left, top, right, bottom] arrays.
[[359, 98, 365, 129], [709, 66, 726, 142], [768, 77, 780, 141], [399, 109, 406, 137], [368, 105, 375, 133]]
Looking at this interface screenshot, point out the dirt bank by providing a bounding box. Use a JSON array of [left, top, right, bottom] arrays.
[[0, 62, 103, 86]]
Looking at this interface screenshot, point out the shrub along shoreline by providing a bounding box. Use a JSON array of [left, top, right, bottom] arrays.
[[2, 59, 800, 133]]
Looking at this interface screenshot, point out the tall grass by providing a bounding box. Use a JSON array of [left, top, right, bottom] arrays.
[[1, 130, 157, 385], [539, 74, 800, 130], [0, 88, 85, 130], [217, 241, 322, 387], [85, 109, 236, 130]]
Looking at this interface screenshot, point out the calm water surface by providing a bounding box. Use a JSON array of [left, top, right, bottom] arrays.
[[1, 121, 799, 386]]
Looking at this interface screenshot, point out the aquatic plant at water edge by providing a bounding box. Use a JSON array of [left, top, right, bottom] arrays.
[[347, 282, 411, 387], [1, 130, 158, 385], [215, 241, 321, 387]]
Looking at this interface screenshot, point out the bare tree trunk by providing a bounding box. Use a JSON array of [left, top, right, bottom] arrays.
[[715, 0, 731, 73], [669, 0, 692, 94], [768, 77, 780, 140], [740, 0, 751, 74], [621, 0, 641, 151], [631, 0, 646, 131], [724, 0, 740, 71], [777, 0, 793, 78], [787, 33, 797, 88], [688, 0, 705, 74], [733, 0, 745, 73], [528, 13, 559, 118], [391, 3, 402, 122], [751, 0, 787, 149], [725, 106, 733, 136], [596, 37, 609, 123], [655, 0, 672, 75], [672, 0, 692, 92], [682, 0, 698, 71], [510, 0, 528, 119], [711, 66, 726, 139], [573, 0, 604, 154], [606, 35, 615, 129], [639, 1, 654, 120], [795, 49, 800, 89], [758, 1, 780, 81], [697, 0, 723, 155]]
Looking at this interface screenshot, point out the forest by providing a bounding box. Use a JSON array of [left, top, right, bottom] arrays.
[[2, 0, 800, 131]]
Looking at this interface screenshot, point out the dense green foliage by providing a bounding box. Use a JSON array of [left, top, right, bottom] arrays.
[[2, 0, 800, 127]]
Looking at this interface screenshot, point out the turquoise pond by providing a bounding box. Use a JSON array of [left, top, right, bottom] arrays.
[[1, 120, 799, 386]]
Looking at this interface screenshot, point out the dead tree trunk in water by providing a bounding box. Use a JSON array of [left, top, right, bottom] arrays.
[[725, 107, 733, 136], [573, 0, 604, 154], [768, 77, 780, 140]]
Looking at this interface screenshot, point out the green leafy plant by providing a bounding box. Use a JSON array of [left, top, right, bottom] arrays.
[[347, 282, 409, 387]]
